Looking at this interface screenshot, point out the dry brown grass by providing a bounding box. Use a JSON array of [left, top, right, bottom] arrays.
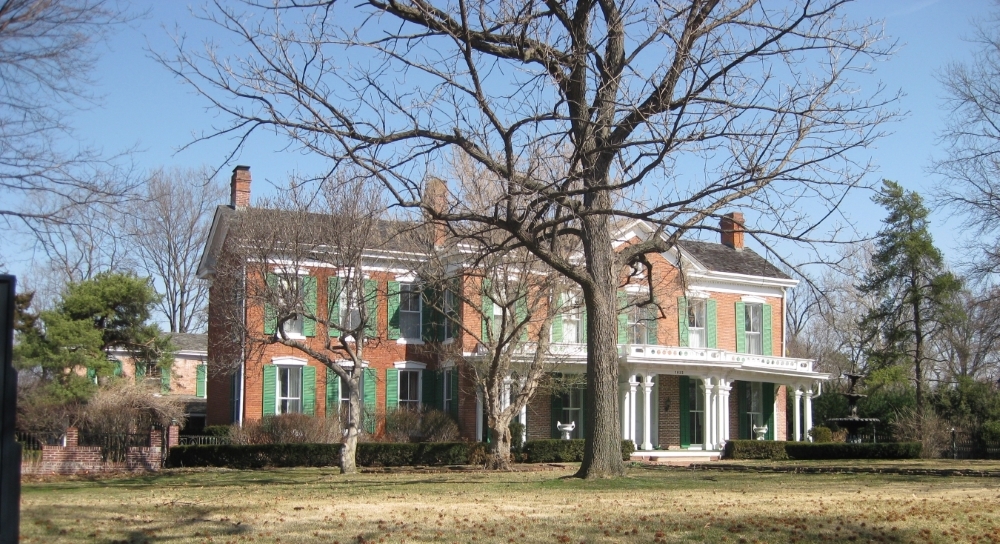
[[18, 464, 1000, 543]]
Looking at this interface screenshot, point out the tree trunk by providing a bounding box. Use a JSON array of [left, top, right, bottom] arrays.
[[575, 215, 625, 479], [485, 420, 513, 470], [339, 376, 361, 475]]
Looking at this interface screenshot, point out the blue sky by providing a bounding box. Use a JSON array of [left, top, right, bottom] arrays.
[[5, 0, 991, 277]]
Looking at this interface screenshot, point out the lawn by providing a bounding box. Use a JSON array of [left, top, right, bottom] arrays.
[[18, 463, 1000, 543]]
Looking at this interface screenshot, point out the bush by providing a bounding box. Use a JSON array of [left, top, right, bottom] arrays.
[[809, 426, 833, 443], [982, 420, 1000, 443], [356, 442, 472, 466], [419, 409, 460, 442], [166, 443, 341, 469], [381, 408, 423, 442], [230, 414, 342, 445], [202, 425, 232, 437], [723, 440, 788, 460], [893, 408, 951, 458], [522, 439, 635, 463], [83, 381, 186, 434], [508, 421, 525, 452], [785, 442, 921, 460]]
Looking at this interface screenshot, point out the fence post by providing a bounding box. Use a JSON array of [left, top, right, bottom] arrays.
[[167, 424, 180, 449], [65, 427, 79, 448], [149, 427, 163, 449]]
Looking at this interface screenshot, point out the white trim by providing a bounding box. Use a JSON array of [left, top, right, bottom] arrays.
[[394, 274, 417, 282], [272, 265, 310, 276], [335, 359, 370, 368], [740, 295, 767, 304], [394, 360, 427, 370], [685, 290, 710, 299], [396, 338, 426, 345], [271, 356, 308, 366]]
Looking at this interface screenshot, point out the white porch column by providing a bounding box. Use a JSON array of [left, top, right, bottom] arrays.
[[620, 380, 630, 440], [804, 388, 814, 441], [519, 378, 528, 443], [628, 377, 640, 444], [703, 377, 714, 450], [717, 379, 731, 447], [476, 390, 484, 442], [793, 387, 803, 442], [642, 375, 654, 450], [501, 378, 511, 411]]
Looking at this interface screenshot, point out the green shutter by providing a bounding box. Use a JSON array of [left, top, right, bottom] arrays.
[[550, 384, 564, 439], [617, 291, 628, 344], [262, 365, 277, 416], [679, 376, 691, 447], [481, 279, 493, 342], [677, 296, 689, 347], [364, 279, 378, 338], [265, 273, 278, 335], [763, 382, 775, 440], [196, 364, 207, 398], [735, 302, 746, 353], [762, 304, 773, 356], [86, 367, 97, 383], [363, 368, 377, 433], [706, 299, 717, 348], [450, 369, 460, 419], [327, 277, 341, 337], [326, 367, 339, 416], [387, 281, 401, 339], [160, 365, 171, 394], [516, 296, 528, 341], [386, 368, 399, 408], [303, 366, 316, 415], [113, 359, 123, 377], [645, 305, 658, 345], [551, 294, 563, 342], [737, 381, 748, 439], [422, 369, 438, 410], [302, 276, 317, 336]]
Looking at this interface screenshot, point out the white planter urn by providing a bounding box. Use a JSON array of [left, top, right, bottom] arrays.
[[556, 421, 576, 440], [753, 425, 768, 440]]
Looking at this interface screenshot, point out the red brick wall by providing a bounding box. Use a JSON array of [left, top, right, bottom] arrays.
[[656, 375, 680, 448], [526, 387, 552, 440]]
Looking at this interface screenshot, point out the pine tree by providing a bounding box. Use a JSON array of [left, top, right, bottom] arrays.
[[859, 181, 961, 426]]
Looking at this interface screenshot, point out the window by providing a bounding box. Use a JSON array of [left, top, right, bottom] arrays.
[[561, 387, 584, 439], [687, 299, 706, 348], [688, 379, 705, 445], [443, 369, 453, 412], [744, 303, 763, 355], [398, 370, 421, 409], [144, 361, 161, 379], [744, 381, 763, 432], [276, 366, 303, 414], [340, 289, 362, 332], [399, 283, 421, 339], [443, 288, 458, 340], [627, 305, 648, 344], [554, 293, 582, 343], [279, 275, 305, 336]]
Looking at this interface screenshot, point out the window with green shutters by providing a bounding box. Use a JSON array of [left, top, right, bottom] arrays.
[[195, 364, 207, 398], [262, 364, 315, 416], [736, 302, 772, 355], [265, 273, 317, 337], [679, 297, 717, 348]]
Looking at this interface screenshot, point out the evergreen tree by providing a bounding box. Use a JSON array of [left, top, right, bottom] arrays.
[[859, 181, 961, 424]]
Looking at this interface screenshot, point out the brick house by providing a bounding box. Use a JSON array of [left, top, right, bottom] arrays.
[[198, 166, 828, 459]]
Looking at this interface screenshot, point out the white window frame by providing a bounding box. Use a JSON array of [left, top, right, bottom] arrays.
[[398, 370, 422, 410], [627, 305, 648, 345], [276, 365, 303, 414], [443, 287, 458, 341], [554, 293, 582, 344], [443, 368, 453, 412], [338, 285, 362, 336], [687, 298, 707, 348], [276, 273, 305, 338], [398, 283, 422, 340], [745, 303, 763, 355]]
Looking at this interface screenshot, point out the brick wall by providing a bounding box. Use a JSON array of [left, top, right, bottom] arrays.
[[657, 375, 681, 448], [28, 427, 168, 475], [526, 388, 552, 441]]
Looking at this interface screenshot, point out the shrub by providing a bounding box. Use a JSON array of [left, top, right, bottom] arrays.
[[522, 440, 635, 463], [166, 443, 341, 469], [723, 440, 788, 460], [893, 408, 951, 458], [202, 425, 232, 437], [785, 442, 921, 460], [382, 408, 423, 442], [809, 426, 833, 443], [230, 414, 341, 445], [83, 381, 186, 435], [508, 421, 525, 451], [419, 409, 460, 442], [356, 442, 472, 466]]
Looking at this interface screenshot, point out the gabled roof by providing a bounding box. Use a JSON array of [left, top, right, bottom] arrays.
[[676, 240, 790, 280], [168, 333, 207, 354]]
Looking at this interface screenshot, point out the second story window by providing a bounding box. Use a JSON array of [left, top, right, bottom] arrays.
[[627, 305, 648, 344], [687, 299, 706, 348], [554, 293, 582, 343], [279, 275, 304, 336], [399, 284, 421, 339], [744, 303, 763, 355]]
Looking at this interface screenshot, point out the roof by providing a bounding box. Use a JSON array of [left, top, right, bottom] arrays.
[[168, 333, 208, 353], [677, 240, 791, 280]]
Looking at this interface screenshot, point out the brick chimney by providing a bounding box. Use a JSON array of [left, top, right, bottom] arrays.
[[230, 165, 251, 209], [424, 177, 448, 246], [720, 212, 744, 250]]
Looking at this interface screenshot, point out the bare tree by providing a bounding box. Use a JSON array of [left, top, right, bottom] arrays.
[[932, 287, 1000, 384], [165, 0, 898, 478], [216, 175, 410, 474], [124, 167, 225, 333], [0, 0, 136, 237], [936, 4, 1000, 280]]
